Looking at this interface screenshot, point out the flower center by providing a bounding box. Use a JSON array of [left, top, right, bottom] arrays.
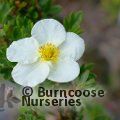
[[39, 43, 60, 63]]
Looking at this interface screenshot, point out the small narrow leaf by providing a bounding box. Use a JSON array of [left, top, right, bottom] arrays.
[[80, 70, 90, 82], [63, 11, 84, 35]]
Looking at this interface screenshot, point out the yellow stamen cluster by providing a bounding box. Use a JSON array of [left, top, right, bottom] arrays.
[[39, 43, 60, 63]]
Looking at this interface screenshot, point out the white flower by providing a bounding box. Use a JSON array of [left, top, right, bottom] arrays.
[[6, 19, 85, 87]]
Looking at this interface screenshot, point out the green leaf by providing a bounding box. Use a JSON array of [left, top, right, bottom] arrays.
[[80, 70, 90, 82], [75, 63, 97, 89], [0, 2, 13, 23], [84, 63, 95, 71], [63, 11, 84, 35], [50, 5, 62, 15], [80, 63, 95, 74], [39, 0, 62, 18]]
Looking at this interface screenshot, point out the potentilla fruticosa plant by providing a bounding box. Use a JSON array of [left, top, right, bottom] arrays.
[[6, 19, 85, 87]]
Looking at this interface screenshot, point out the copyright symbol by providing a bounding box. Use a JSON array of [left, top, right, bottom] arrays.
[[22, 86, 33, 97]]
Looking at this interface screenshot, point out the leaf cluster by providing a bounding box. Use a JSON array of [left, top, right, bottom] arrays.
[[18, 107, 45, 120], [76, 103, 112, 120], [83, 103, 112, 120], [74, 63, 97, 89], [18, 102, 112, 120], [63, 11, 84, 35]]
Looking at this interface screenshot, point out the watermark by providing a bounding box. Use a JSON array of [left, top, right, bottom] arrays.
[[22, 86, 105, 107]]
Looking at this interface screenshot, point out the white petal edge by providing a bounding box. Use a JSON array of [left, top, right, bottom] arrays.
[[12, 62, 50, 87], [6, 37, 39, 64], [48, 59, 80, 83], [60, 32, 85, 61], [31, 19, 66, 46]]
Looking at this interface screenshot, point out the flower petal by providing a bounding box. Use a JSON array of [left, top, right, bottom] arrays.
[[31, 19, 66, 46], [7, 37, 39, 64], [48, 59, 80, 82], [12, 62, 50, 87], [60, 32, 85, 61]]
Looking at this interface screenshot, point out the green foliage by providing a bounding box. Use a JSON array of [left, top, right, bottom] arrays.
[[0, 2, 13, 23], [0, 46, 15, 80], [39, 0, 62, 18], [63, 11, 84, 35], [3, 16, 33, 41], [18, 107, 45, 120], [84, 103, 112, 120], [75, 102, 112, 120], [18, 103, 112, 120], [75, 63, 97, 89]]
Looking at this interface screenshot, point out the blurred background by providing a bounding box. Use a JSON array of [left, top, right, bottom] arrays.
[[55, 0, 120, 119], [0, 0, 120, 120]]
